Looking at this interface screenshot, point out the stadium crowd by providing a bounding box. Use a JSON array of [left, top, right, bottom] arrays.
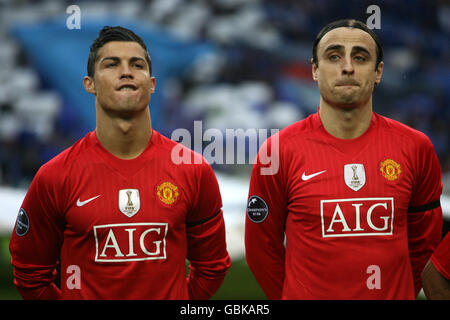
[[0, 0, 449, 194]]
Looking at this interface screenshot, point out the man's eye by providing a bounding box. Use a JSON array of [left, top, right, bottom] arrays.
[[107, 62, 117, 67], [354, 56, 366, 62], [133, 64, 143, 69], [329, 54, 340, 61]]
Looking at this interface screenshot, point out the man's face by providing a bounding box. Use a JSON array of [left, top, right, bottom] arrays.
[[84, 41, 155, 114], [312, 27, 383, 109]]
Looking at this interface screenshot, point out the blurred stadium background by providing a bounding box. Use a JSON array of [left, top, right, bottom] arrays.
[[0, 0, 449, 300]]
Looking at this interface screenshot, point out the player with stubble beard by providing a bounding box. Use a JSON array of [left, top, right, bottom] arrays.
[[9, 26, 230, 300], [245, 19, 443, 299]]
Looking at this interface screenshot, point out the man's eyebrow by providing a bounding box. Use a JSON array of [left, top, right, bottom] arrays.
[[351, 46, 371, 56], [100, 56, 147, 63], [323, 44, 344, 54], [100, 56, 120, 63], [129, 57, 147, 64]]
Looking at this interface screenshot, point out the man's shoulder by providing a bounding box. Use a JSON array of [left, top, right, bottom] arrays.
[[376, 113, 433, 148], [153, 130, 212, 171], [263, 113, 317, 149], [38, 132, 93, 177]]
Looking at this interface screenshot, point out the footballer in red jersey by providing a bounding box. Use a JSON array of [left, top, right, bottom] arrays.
[[245, 19, 443, 299], [9, 26, 230, 300], [422, 232, 450, 299]]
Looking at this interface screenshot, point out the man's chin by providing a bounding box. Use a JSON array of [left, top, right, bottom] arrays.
[[323, 97, 358, 109], [115, 96, 147, 110], [331, 94, 363, 108], [335, 102, 359, 109], [99, 102, 148, 118]]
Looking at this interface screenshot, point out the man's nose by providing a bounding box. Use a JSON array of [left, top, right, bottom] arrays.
[[119, 63, 133, 78], [342, 56, 354, 75]]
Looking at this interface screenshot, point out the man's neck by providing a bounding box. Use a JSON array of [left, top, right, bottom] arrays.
[[318, 98, 373, 140], [95, 106, 152, 159]]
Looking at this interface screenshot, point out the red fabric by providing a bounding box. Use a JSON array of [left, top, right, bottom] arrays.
[[245, 111, 443, 299], [10, 130, 230, 299], [431, 232, 450, 280], [186, 213, 231, 299]]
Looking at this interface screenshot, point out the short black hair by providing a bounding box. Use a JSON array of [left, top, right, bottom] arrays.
[[87, 26, 152, 78], [312, 19, 383, 70]]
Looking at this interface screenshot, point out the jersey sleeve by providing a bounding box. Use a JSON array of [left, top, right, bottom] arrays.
[[185, 160, 231, 300], [407, 134, 443, 297], [431, 232, 450, 280], [245, 135, 287, 300], [9, 163, 66, 299]]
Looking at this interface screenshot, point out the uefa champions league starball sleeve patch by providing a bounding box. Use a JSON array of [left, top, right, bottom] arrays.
[[15, 208, 30, 236], [247, 195, 269, 223]]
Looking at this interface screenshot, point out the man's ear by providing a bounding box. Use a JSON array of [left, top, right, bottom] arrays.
[[374, 61, 384, 86], [149, 77, 156, 94], [83, 76, 96, 95], [311, 58, 318, 82]]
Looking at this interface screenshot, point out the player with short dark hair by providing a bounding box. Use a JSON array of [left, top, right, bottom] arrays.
[[245, 19, 443, 299], [9, 26, 230, 299], [311, 19, 383, 71], [87, 26, 153, 78]]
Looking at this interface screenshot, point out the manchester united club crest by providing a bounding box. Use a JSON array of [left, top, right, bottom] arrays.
[[344, 163, 366, 191], [380, 159, 401, 181], [119, 189, 140, 217], [157, 182, 180, 205]]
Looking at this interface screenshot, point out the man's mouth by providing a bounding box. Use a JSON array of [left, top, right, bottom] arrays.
[[335, 80, 359, 87], [117, 84, 138, 91]]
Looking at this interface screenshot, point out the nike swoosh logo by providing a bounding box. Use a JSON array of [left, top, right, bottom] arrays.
[[301, 170, 326, 181], [76, 195, 100, 207]]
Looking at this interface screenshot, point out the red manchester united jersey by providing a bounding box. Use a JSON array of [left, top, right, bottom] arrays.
[[246, 111, 443, 299], [10, 130, 230, 299], [431, 232, 450, 279]]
